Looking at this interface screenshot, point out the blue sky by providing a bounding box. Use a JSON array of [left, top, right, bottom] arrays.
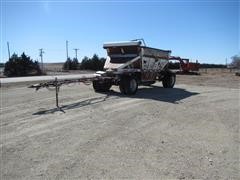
[[0, 0, 239, 64]]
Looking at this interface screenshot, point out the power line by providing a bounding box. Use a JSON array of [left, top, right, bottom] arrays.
[[39, 48, 44, 71], [7, 42, 11, 59], [73, 48, 79, 59], [66, 40, 69, 60]]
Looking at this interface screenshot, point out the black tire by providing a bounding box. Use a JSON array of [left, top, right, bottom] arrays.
[[162, 72, 176, 88], [93, 80, 112, 92], [119, 76, 138, 95], [119, 80, 125, 94]]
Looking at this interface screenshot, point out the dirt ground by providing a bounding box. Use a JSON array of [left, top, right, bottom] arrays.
[[0, 72, 239, 179], [176, 71, 240, 89]]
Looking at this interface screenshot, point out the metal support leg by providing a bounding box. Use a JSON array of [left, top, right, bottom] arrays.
[[55, 78, 60, 108], [54, 78, 65, 113], [55, 78, 59, 108]]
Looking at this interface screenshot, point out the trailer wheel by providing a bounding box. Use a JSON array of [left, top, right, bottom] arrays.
[[119, 76, 138, 95], [119, 80, 125, 94], [162, 73, 176, 88], [93, 80, 112, 92]]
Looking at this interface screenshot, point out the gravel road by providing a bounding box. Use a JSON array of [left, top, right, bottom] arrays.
[[0, 79, 239, 179], [0, 74, 95, 85]]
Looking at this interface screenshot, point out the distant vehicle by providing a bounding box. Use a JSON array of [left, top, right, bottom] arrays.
[[93, 40, 176, 95], [169, 57, 200, 73]]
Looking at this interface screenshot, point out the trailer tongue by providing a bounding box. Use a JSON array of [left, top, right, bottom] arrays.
[[29, 75, 107, 109]]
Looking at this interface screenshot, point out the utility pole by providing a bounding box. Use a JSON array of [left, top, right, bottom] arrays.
[[66, 40, 69, 60], [7, 42, 11, 59], [39, 49, 44, 72], [73, 48, 79, 59]]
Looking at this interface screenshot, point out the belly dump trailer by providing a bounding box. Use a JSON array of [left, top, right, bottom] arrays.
[[30, 40, 187, 107], [92, 40, 175, 95]]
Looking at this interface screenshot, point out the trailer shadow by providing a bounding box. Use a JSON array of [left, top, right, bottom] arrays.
[[108, 85, 199, 104], [33, 86, 199, 115], [33, 95, 116, 115]]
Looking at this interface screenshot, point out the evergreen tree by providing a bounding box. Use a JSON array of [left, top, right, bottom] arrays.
[[4, 53, 42, 77]]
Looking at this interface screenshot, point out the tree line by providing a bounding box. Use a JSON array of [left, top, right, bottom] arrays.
[[2, 53, 106, 77], [2, 52, 240, 77], [63, 54, 106, 71], [4, 53, 42, 77], [168, 62, 227, 69]]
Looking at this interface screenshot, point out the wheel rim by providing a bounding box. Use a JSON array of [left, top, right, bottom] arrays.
[[129, 79, 137, 92]]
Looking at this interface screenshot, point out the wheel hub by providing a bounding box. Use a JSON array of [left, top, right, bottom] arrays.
[[130, 79, 137, 91]]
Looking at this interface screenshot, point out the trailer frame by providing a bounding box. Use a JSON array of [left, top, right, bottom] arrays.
[[29, 40, 198, 109]]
